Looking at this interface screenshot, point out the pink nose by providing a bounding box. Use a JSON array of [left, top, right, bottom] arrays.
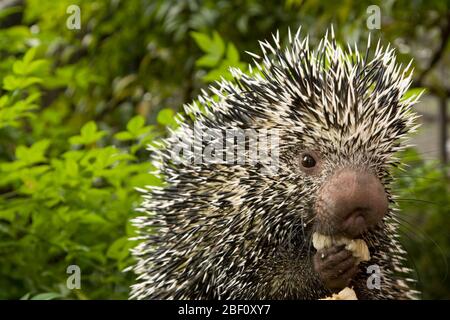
[[316, 168, 388, 238]]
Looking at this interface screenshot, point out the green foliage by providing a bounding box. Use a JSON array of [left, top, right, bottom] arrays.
[[0, 0, 448, 300], [21, 292, 63, 300], [0, 114, 159, 299], [394, 149, 450, 299], [191, 31, 246, 82], [69, 122, 106, 145], [0, 46, 45, 128]]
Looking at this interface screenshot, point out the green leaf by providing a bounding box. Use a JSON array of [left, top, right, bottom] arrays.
[[190, 31, 214, 53], [202, 65, 231, 82], [211, 32, 225, 57], [21, 77, 43, 88], [226, 43, 240, 63], [69, 121, 106, 145], [106, 237, 129, 260], [196, 54, 221, 67], [3, 75, 42, 90], [3, 75, 19, 90], [13, 58, 48, 76], [30, 292, 62, 300], [126, 115, 145, 135], [114, 131, 134, 141], [191, 31, 225, 59], [20, 293, 31, 300], [28, 60, 49, 75], [402, 87, 425, 101], [30, 139, 51, 155], [15, 139, 50, 165], [80, 213, 108, 225], [12, 60, 26, 75], [81, 121, 98, 137], [23, 47, 37, 64], [157, 108, 176, 126], [65, 159, 79, 177]]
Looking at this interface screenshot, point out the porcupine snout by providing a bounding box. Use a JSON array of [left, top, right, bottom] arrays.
[[314, 169, 388, 239]]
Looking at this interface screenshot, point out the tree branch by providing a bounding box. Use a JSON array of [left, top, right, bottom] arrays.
[[414, 11, 450, 89]]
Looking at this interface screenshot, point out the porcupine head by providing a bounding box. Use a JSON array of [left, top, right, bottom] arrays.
[[130, 26, 422, 300]]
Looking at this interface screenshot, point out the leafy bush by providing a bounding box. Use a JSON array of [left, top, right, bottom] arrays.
[[0, 115, 161, 299], [0, 0, 174, 299], [394, 149, 450, 299]]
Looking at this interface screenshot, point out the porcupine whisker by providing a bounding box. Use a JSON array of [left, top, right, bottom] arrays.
[[396, 215, 448, 273], [390, 227, 424, 293], [394, 175, 444, 183], [395, 198, 443, 206]]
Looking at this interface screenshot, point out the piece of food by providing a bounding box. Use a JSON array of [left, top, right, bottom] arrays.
[[320, 287, 358, 300], [313, 232, 370, 300], [312, 232, 370, 263]]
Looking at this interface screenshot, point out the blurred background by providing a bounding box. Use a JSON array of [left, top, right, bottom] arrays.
[[0, 0, 448, 299]]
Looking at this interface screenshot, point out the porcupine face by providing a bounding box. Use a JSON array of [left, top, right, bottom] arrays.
[[131, 27, 421, 299]]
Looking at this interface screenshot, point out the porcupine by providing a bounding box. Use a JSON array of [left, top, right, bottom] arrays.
[[130, 27, 422, 300]]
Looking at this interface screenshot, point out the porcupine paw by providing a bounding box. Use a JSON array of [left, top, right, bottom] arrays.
[[313, 244, 359, 291]]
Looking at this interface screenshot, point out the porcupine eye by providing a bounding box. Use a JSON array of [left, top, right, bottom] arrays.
[[301, 154, 316, 168]]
